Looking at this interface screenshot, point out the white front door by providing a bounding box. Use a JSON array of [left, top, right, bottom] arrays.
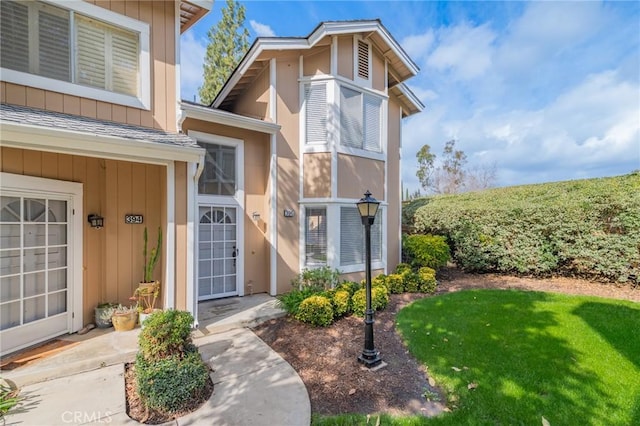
[[198, 206, 238, 300], [0, 174, 82, 356]]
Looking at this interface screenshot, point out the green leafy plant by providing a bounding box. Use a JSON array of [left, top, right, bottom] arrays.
[[277, 286, 322, 316], [394, 263, 412, 275], [295, 295, 334, 327], [291, 266, 341, 291], [351, 285, 389, 317], [403, 234, 451, 270], [335, 281, 361, 297], [385, 273, 405, 294], [330, 290, 351, 318], [0, 380, 20, 417], [417, 267, 437, 293], [142, 227, 162, 283], [138, 310, 193, 362]]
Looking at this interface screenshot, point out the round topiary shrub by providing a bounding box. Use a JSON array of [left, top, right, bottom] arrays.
[[138, 309, 194, 362], [295, 295, 334, 326], [372, 286, 389, 311], [395, 263, 412, 275], [403, 234, 451, 270], [331, 290, 351, 317], [372, 273, 388, 288], [418, 267, 437, 293], [385, 273, 405, 294], [403, 271, 420, 292], [135, 347, 209, 414], [336, 281, 361, 297], [351, 288, 366, 317]]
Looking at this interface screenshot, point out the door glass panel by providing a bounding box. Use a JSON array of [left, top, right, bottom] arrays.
[[213, 259, 224, 275], [48, 247, 67, 268], [48, 224, 67, 245], [24, 199, 47, 222], [24, 272, 46, 297], [225, 275, 236, 292], [24, 248, 46, 272], [48, 269, 67, 291], [48, 200, 67, 222], [198, 260, 212, 277], [24, 224, 46, 247], [0, 250, 20, 275], [0, 224, 20, 249], [0, 301, 20, 330], [0, 275, 21, 302], [48, 291, 66, 316], [0, 197, 21, 222], [23, 295, 46, 323], [198, 205, 237, 299], [198, 278, 211, 295], [213, 276, 224, 294], [212, 224, 224, 242]]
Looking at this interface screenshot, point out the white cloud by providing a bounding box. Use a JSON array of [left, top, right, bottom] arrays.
[[400, 30, 434, 64], [179, 30, 207, 102], [250, 20, 275, 37]]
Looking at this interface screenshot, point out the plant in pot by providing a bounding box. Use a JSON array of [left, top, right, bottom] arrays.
[[94, 302, 118, 328], [111, 304, 138, 331], [131, 227, 162, 327]]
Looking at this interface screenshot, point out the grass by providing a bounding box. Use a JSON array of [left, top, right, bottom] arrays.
[[313, 290, 640, 425]]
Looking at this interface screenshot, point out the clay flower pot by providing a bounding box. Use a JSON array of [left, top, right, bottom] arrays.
[[112, 311, 137, 331]]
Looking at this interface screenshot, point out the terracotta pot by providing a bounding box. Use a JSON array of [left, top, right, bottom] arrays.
[[112, 312, 137, 331]]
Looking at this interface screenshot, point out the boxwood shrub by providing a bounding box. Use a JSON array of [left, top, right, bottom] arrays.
[[331, 290, 351, 318], [295, 295, 334, 327], [413, 173, 640, 284], [351, 285, 390, 317], [417, 267, 437, 293], [403, 234, 451, 269], [138, 310, 194, 362], [385, 273, 405, 294]]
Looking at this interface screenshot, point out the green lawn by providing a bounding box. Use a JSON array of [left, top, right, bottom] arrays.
[[313, 290, 640, 425]]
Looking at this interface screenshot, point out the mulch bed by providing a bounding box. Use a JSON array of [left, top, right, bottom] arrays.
[[252, 267, 639, 417]]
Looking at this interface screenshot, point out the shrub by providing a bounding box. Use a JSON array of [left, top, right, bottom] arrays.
[[331, 290, 351, 317], [403, 234, 451, 270], [417, 267, 437, 293], [296, 295, 334, 327], [277, 286, 322, 316], [138, 310, 193, 362], [385, 273, 405, 294], [291, 266, 341, 290], [395, 263, 412, 275], [372, 286, 390, 311], [351, 289, 367, 317], [336, 281, 361, 297], [413, 173, 640, 284], [135, 347, 209, 414], [403, 271, 421, 293], [351, 286, 389, 317], [372, 274, 388, 289]]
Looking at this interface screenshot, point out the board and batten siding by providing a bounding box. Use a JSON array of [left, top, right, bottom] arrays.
[[0, 147, 166, 325], [0, 0, 177, 132]]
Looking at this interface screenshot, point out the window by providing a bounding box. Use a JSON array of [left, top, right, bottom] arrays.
[[0, 0, 148, 109], [340, 86, 382, 152], [339, 206, 381, 266], [304, 83, 328, 145], [198, 144, 236, 196], [305, 207, 327, 265]]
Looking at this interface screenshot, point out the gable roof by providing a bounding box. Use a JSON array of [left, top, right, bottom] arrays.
[[212, 20, 421, 111]]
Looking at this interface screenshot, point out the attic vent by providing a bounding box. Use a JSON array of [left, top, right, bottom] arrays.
[[357, 40, 369, 80]]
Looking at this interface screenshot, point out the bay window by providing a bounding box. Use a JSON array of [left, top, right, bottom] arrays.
[[340, 86, 382, 152], [339, 206, 382, 266]]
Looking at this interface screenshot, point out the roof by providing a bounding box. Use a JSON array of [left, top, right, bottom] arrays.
[[179, 0, 212, 33], [1, 103, 199, 148], [180, 100, 281, 135], [212, 20, 421, 110], [390, 83, 425, 117]]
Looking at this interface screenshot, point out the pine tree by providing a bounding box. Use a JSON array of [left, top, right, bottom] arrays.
[[199, 0, 250, 105]]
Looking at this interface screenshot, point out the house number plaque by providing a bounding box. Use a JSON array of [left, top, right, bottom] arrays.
[[283, 209, 295, 218], [125, 214, 144, 224]]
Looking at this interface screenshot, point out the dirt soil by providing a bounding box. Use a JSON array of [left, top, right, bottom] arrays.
[[252, 268, 639, 417]]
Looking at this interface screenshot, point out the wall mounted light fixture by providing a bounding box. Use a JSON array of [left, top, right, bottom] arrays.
[[88, 214, 104, 229], [252, 211, 260, 221]]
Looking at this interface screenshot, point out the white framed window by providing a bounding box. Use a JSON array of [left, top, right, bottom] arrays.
[[303, 83, 328, 146], [0, 0, 150, 110], [340, 86, 382, 153], [304, 207, 327, 266], [339, 206, 382, 267]]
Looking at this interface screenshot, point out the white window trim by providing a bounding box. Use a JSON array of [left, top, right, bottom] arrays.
[[1, 0, 150, 110], [189, 131, 245, 298], [353, 35, 372, 89]]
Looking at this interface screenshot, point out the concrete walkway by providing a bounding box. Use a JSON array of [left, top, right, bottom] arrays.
[[2, 295, 310, 426]]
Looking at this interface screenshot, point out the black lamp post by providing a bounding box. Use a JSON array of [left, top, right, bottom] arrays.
[[356, 190, 382, 368]]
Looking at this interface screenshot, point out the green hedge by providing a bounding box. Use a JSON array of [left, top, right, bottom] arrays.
[[412, 173, 640, 284], [403, 234, 451, 269]]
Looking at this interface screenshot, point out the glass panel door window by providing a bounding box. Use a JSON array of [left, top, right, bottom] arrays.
[[198, 206, 237, 300], [0, 196, 68, 331]]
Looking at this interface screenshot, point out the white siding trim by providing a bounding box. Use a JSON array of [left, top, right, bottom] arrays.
[[165, 162, 176, 309], [269, 58, 278, 296], [186, 161, 197, 324], [331, 36, 338, 76]]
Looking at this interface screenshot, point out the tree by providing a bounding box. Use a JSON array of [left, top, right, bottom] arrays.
[[434, 140, 467, 194], [199, 0, 250, 105], [416, 144, 436, 191]]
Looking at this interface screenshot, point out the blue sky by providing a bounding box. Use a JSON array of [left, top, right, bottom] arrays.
[[181, 1, 640, 192]]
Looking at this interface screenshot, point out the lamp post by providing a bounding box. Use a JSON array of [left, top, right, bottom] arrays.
[[356, 190, 382, 368]]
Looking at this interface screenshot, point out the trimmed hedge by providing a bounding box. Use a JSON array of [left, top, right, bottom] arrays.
[[403, 234, 451, 269], [417, 267, 437, 293], [412, 173, 640, 284], [296, 295, 334, 327]]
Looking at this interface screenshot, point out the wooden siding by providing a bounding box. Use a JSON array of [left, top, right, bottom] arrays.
[[372, 49, 385, 92], [181, 119, 271, 296], [0, 147, 166, 326], [337, 36, 354, 80], [337, 153, 385, 200], [303, 153, 331, 198], [2, 1, 177, 132], [386, 97, 402, 272], [232, 65, 270, 120], [303, 45, 331, 77]]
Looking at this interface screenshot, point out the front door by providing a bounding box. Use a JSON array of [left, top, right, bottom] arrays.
[[198, 206, 238, 300]]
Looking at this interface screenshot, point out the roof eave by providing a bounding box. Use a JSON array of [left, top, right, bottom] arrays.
[[180, 102, 281, 134]]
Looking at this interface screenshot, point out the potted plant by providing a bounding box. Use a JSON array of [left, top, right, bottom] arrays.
[[94, 302, 118, 328], [112, 304, 138, 331], [131, 227, 162, 325]]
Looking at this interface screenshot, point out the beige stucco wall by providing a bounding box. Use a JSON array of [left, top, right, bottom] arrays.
[[337, 154, 385, 200], [303, 153, 331, 198], [180, 118, 272, 296], [232, 65, 270, 120], [303, 45, 331, 76], [372, 49, 385, 92], [0, 147, 167, 325], [275, 56, 301, 294], [337, 36, 354, 80], [0, 0, 178, 132], [386, 97, 402, 272]]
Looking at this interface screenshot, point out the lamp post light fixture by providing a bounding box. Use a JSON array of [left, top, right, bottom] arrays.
[[356, 190, 382, 368]]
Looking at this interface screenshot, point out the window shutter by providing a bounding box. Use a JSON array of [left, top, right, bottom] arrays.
[[340, 207, 364, 266], [1, 1, 30, 73], [75, 16, 106, 90], [38, 5, 70, 81], [304, 84, 327, 144], [340, 87, 362, 149], [111, 27, 139, 96], [363, 95, 381, 152], [357, 40, 369, 80]]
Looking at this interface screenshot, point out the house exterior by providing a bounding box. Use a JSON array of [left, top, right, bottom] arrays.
[[0, 1, 421, 356]]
